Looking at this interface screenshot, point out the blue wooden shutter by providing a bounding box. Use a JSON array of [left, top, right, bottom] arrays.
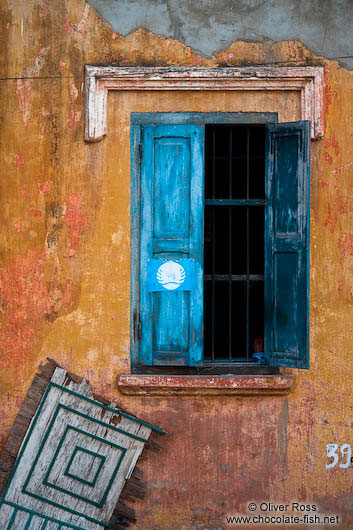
[[264, 121, 310, 368], [139, 124, 204, 366]]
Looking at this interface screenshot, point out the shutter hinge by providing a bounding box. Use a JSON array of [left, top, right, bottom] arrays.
[[138, 143, 143, 163]]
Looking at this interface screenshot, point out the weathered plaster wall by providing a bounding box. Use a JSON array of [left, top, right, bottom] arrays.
[[88, 0, 353, 69], [1, 1, 353, 529]]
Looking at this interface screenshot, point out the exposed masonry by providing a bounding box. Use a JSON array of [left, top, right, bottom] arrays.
[[87, 0, 353, 69]]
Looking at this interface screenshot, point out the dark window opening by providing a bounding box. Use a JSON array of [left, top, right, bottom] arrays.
[[204, 125, 265, 362]]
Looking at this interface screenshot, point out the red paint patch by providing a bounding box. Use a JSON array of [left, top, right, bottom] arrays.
[[69, 80, 78, 103], [0, 250, 73, 367], [324, 202, 337, 233], [66, 109, 81, 128], [14, 154, 25, 169], [65, 79, 81, 128], [324, 133, 341, 157], [25, 209, 42, 218], [63, 194, 88, 255], [38, 107, 50, 136], [15, 221, 23, 233], [323, 152, 333, 165], [320, 181, 329, 187], [37, 181, 52, 195], [63, 18, 72, 33], [338, 233, 353, 256], [336, 188, 346, 215], [338, 280, 343, 293], [335, 187, 353, 215], [20, 184, 27, 197], [324, 81, 337, 115]]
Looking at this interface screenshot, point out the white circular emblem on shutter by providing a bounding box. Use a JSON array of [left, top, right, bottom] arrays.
[[156, 261, 186, 290]]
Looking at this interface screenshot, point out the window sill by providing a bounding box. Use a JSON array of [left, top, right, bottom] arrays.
[[117, 374, 294, 396]]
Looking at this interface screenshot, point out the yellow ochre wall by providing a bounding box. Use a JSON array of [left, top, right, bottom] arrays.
[[1, 1, 353, 528]]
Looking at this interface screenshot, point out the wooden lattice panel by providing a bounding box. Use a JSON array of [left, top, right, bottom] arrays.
[[0, 362, 166, 529]]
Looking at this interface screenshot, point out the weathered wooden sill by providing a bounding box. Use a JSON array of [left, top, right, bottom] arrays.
[[117, 374, 294, 396]]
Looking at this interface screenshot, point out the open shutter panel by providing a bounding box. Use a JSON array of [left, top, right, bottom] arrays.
[[140, 124, 204, 366], [265, 121, 310, 369]]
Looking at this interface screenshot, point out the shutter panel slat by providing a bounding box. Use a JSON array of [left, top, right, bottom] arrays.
[[265, 121, 310, 369], [139, 124, 204, 366]]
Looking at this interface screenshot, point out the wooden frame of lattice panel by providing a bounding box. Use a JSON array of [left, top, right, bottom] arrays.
[[0, 360, 166, 529]]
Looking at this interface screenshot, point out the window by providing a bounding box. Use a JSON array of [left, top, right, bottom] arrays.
[[204, 125, 265, 363], [130, 114, 310, 370]]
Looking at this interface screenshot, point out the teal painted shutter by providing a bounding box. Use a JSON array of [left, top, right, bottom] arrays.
[[139, 124, 204, 366], [265, 121, 310, 368]]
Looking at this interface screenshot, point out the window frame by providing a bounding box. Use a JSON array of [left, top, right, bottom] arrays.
[[85, 65, 324, 142], [130, 112, 280, 374]]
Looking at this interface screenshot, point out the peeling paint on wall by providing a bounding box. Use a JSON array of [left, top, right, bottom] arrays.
[[0, 249, 73, 366], [63, 194, 88, 256], [63, 1, 90, 37], [88, 0, 353, 69], [13, 154, 24, 169], [16, 46, 50, 126], [37, 181, 52, 195]]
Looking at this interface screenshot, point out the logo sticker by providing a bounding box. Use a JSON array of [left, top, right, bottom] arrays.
[[156, 261, 186, 290], [147, 259, 196, 292]]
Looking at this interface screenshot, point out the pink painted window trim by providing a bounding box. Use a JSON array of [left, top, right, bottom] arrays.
[[85, 65, 324, 142]]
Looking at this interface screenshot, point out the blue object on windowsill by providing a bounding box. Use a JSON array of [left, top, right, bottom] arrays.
[[253, 353, 266, 364]]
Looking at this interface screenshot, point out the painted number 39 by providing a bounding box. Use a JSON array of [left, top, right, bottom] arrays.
[[326, 444, 352, 469]]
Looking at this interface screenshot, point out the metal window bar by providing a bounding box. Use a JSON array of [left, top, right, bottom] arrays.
[[204, 125, 265, 362], [211, 127, 216, 362], [228, 127, 232, 361], [246, 127, 250, 360]]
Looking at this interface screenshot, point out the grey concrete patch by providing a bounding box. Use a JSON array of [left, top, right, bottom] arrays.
[[88, 0, 353, 69]]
